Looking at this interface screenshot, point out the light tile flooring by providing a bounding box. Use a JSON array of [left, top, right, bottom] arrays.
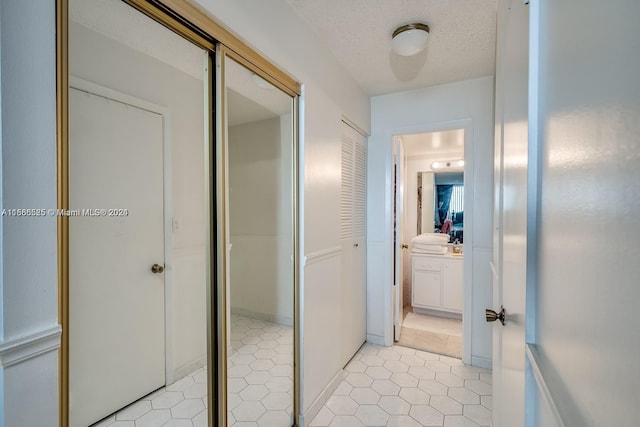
[[93, 314, 293, 427], [93, 322, 489, 427], [309, 343, 492, 427], [91, 367, 208, 427], [398, 308, 463, 358], [228, 314, 294, 426]]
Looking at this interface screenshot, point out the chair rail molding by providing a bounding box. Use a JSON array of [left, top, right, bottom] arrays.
[[0, 325, 62, 368], [304, 246, 342, 267]]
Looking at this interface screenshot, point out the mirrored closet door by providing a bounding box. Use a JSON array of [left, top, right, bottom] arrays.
[[220, 52, 297, 426], [66, 0, 212, 426]]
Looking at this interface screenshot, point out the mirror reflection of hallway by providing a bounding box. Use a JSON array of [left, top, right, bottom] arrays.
[[224, 55, 295, 426], [393, 129, 465, 358], [68, 0, 210, 425]]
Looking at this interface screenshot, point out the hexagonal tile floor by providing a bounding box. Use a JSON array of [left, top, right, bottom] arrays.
[[90, 367, 208, 427], [309, 344, 492, 427], [90, 324, 489, 426], [92, 314, 293, 427], [228, 314, 294, 426]]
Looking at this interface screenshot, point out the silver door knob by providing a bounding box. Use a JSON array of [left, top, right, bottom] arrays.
[[151, 264, 165, 274], [485, 306, 505, 325]]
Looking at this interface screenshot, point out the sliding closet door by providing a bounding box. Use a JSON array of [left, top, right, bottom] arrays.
[[219, 51, 297, 426], [67, 1, 210, 425], [340, 121, 367, 365]]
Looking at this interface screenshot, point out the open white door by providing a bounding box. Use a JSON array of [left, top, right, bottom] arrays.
[[393, 138, 405, 341], [491, 0, 529, 425]]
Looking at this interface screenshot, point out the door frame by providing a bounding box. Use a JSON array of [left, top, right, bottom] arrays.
[[69, 76, 176, 384], [392, 137, 405, 341], [386, 118, 474, 365], [57, 1, 302, 426]]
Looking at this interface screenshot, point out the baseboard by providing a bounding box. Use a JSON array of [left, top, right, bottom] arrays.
[[366, 334, 386, 346], [471, 355, 492, 369], [231, 307, 293, 327], [412, 306, 462, 320], [302, 369, 345, 426], [172, 355, 207, 383]]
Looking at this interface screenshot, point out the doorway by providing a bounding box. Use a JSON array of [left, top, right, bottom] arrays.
[[392, 128, 467, 359]]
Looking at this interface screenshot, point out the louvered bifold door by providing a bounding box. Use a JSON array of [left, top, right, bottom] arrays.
[[341, 133, 355, 240], [353, 135, 367, 239], [340, 121, 367, 365]]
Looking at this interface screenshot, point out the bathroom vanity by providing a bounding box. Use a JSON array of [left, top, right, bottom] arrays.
[[412, 253, 463, 316]]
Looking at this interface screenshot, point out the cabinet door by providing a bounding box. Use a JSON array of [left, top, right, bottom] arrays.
[[442, 259, 463, 312], [413, 270, 441, 308]]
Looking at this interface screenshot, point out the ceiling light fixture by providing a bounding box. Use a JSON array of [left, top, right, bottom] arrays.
[[431, 159, 464, 171], [391, 23, 430, 56]]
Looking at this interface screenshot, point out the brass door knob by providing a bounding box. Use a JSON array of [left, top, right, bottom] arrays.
[[486, 306, 505, 325], [401, 244, 408, 249], [151, 264, 165, 274]]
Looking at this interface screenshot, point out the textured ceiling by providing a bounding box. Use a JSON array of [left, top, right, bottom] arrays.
[[285, 0, 497, 95]]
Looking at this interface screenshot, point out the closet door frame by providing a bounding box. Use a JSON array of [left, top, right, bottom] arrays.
[[56, 1, 301, 426]]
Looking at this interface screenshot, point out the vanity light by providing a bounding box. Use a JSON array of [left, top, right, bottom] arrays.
[[431, 159, 464, 171], [391, 23, 430, 56]]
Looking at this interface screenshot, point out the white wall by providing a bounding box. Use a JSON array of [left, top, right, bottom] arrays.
[[70, 22, 207, 379], [229, 117, 293, 325], [192, 0, 371, 418], [533, 0, 640, 424], [0, 1, 60, 426], [369, 77, 494, 366]]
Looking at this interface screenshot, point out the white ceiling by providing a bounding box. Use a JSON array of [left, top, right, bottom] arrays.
[[71, 0, 292, 127], [285, 0, 497, 95], [226, 58, 293, 126], [400, 128, 464, 157], [72, 0, 497, 113]]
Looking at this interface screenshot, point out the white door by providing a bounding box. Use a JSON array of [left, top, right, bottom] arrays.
[[69, 88, 166, 427], [340, 122, 368, 364], [393, 138, 405, 341], [491, 0, 529, 425]]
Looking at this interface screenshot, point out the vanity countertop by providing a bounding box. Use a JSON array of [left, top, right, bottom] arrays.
[[412, 251, 463, 259]]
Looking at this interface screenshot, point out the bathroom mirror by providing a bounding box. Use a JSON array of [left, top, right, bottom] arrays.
[[223, 53, 296, 426], [418, 171, 464, 242]]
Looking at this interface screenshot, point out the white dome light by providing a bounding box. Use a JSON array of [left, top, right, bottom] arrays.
[[391, 23, 430, 56]]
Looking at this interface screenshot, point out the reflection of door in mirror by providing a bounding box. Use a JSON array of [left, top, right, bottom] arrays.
[[68, 1, 209, 425], [225, 55, 295, 426]]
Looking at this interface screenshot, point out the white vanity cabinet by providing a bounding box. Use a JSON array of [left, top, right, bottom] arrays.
[[412, 254, 463, 314]]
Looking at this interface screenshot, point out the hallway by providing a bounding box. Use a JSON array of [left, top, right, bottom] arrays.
[[309, 344, 491, 427]]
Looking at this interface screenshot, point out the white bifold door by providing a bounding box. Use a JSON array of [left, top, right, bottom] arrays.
[[69, 88, 166, 427], [340, 121, 368, 365]]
